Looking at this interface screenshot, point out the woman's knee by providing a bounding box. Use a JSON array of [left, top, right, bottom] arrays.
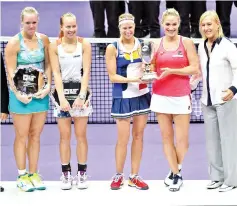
[[132, 130, 144, 142], [160, 129, 174, 145], [28, 129, 42, 143], [15, 134, 28, 144], [176, 137, 189, 150], [76, 134, 87, 144], [117, 134, 130, 146], [60, 131, 71, 144]]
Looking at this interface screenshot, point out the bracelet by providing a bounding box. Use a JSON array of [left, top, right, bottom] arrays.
[[79, 93, 86, 100]]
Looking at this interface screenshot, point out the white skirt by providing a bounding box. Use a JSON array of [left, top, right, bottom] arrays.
[[150, 94, 192, 114]]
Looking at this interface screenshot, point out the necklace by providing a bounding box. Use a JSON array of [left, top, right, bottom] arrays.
[[23, 34, 36, 42], [24, 38, 35, 43]]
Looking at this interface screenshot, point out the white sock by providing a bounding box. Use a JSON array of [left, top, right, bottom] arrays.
[[129, 174, 137, 179], [61, 162, 70, 165], [18, 169, 26, 176], [178, 164, 182, 170]]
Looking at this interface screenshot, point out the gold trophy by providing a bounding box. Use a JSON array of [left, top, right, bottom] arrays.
[[140, 41, 157, 82]]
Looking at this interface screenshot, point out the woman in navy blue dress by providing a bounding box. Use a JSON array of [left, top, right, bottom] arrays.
[[106, 13, 151, 190]]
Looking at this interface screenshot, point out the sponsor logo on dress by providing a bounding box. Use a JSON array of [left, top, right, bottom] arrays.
[[172, 50, 184, 58]]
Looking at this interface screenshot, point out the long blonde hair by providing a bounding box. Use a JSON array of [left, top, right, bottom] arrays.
[[199, 10, 224, 39]]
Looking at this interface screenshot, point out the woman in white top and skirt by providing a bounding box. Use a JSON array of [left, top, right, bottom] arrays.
[[49, 13, 92, 190]]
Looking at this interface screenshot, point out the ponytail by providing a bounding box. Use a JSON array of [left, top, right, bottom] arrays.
[[59, 30, 64, 38]]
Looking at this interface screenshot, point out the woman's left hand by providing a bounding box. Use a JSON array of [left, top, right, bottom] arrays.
[[158, 68, 172, 79], [34, 84, 50, 99], [222, 89, 234, 101], [72, 97, 85, 109]]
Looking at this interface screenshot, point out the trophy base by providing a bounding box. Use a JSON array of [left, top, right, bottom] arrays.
[[141, 72, 157, 82]]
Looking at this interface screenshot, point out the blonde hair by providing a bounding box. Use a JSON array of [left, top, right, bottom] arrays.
[[21, 7, 39, 22], [59, 12, 76, 38], [118, 13, 135, 27], [161, 8, 180, 24], [199, 10, 224, 39]]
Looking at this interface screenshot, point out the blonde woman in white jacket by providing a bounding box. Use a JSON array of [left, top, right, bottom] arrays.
[[198, 10, 237, 192]]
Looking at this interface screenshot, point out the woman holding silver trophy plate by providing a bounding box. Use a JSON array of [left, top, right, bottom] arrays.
[[5, 7, 51, 192], [49, 12, 92, 190], [106, 13, 151, 190], [150, 9, 199, 192]]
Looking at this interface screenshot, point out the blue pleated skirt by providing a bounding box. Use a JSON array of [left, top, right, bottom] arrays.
[[111, 92, 151, 119]]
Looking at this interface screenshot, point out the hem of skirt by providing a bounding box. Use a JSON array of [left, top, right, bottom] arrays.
[[111, 110, 150, 119], [55, 116, 71, 119], [152, 92, 191, 97], [55, 115, 91, 118], [150, 109, 192, 114], [10, 110, 48, 115]]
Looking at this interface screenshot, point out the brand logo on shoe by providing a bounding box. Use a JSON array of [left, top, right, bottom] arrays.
[[19, 182, 27, 188]]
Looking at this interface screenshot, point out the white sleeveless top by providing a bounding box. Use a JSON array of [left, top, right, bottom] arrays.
[[57, 37, 83, 82]]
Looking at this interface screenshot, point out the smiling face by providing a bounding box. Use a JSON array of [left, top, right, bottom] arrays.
[[200, 16, 219, 40], [162, 15, 180, 38], [119, 22, 135, 40], [21, 13, 38, 36], [61, 16, 77, 39]]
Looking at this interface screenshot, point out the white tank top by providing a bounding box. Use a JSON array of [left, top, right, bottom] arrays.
[[57, 37, 83, 81]]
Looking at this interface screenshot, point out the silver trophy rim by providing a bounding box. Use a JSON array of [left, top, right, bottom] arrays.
[[13, 64, 48, 96]]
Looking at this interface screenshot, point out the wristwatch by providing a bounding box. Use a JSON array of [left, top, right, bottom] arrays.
[[79, 93, 86, 100]]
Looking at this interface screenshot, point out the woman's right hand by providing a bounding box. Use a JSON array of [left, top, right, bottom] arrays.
[[1, 113, 8, 122], [133, 76, 148, 84], [59, 97, 71, 112], [15, 92, 32, 104]]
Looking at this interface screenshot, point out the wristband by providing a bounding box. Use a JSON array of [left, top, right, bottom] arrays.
[[79, 93, 86, 100]]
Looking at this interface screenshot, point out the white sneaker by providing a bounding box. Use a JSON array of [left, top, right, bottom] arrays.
[[169, 174, 183, 192], [164, 169, 181, 186], [75, 171, 88, 189], [164, 171, 174, 186], [206, 181, 223, 189], [60, 172, 73, 190], [219, 184, 236, 192]]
